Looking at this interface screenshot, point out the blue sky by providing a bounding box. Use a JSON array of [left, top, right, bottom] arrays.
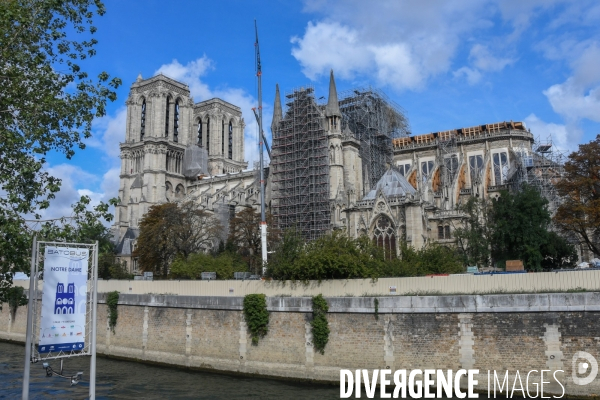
[[42, 0, 600, 220]]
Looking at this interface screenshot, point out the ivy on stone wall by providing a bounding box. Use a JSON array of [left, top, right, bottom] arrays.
[[243, 294, 269, 345], [374, 298, 379, 321], [107, 291, 119, 334], [311, 294, 329, 355]]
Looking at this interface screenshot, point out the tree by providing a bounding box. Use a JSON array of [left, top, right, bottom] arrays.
[[266, 227, 304, 278], [452, 197, 492, 268], [383, 243, 464, 277], [135, 202, 223, 277], [491, 185, 552, 270], [170, 252, 242, 280], [228, 208, 280, 274], [37, 195, 129, 279], [267, 231, 386, 282], [0, 1, 120, 302], [540, 231, 578, 270], [554, 135, 600, 257]]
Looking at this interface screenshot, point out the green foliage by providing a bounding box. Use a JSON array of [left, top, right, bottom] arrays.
[[38, 195, 127, 279], [136, 202, 223, 277], [491, 185, 552, 271], [554, 135, 600, 257], [106, 291, 119, 333], [0, 0, 120, 302], [311, 294, 329, 355], [266, 228, 304, 277], [227, 209, 281, 275], [382, 243, 464, 277], [98, 253, 133, 280], [267, 231, 385, 282], [540, 231, 578, 270], [243, 294, 269, 345], [5, 285, 28, 317], [453, 197, 492, 268], [170, 252, 242, 280]]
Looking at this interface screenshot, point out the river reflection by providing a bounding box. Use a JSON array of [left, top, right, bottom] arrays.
[[2, 341, 506, 399]]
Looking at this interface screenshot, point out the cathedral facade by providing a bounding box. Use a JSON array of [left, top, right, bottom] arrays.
[[112, 72, 536, 273]]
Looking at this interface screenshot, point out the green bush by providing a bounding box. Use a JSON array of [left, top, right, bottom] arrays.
[[311, 294, 330, 354], [243, 294, 269, 345], [268, 231, 385, 282], [170, 252, 242, 280], [381, 243, 464, 277]]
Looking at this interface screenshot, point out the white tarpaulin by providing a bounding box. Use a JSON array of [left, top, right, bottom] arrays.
[[38, 247, 88, 354]]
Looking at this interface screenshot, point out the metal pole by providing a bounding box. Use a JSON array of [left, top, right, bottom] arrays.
[[89, 241, 99, 399], [22, 236, 37, 400], [255, 20, 268, 271]]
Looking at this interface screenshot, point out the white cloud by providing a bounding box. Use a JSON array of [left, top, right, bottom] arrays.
[[453, 44, 516, 85], [35, 164, 96, 219], [155, 57, 213, 100], [290, 19, 455, 91], [154, 58, 269, 166], [291, 21, 369, 81], [292, 1, 539, 90], [543, 43, 600, 123], [293, 1, 595, 90], [468, 44, 516, 72], [89, 107, 127, 159], [524, 113, 578, 153], [453, 67, 482, 86]]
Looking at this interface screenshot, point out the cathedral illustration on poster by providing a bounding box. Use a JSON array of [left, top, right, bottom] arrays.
[[54, 283, 75, 314]]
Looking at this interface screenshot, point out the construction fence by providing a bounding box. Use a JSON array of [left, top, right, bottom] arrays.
[[14, 270, 600, 298]]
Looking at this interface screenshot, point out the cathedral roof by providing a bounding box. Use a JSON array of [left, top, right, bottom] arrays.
[[362, 167, 416, 200]]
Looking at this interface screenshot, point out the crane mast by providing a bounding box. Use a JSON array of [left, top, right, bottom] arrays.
[[254, 21, 268, 272]]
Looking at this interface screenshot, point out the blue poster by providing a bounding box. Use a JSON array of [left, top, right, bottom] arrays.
[[38, 247, 88, 354]]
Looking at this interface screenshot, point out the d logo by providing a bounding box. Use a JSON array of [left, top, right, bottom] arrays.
[[572, 351, 598, 385]]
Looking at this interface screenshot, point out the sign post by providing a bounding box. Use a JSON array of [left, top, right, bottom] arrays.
[[38, 246, 89, 354], [22, 241, 98, 398], [89, 241, 99, 400], [22, 236, 37, 400]]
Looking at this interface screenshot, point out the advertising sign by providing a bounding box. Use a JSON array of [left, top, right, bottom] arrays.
[[38, 246, 88, 354]]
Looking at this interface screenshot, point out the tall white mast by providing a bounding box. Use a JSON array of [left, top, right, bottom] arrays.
[[254, 20, 268, 271]]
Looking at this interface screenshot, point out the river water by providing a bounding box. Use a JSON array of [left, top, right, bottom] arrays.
[[1, 341, 512, 399], [0, 341, 341, 399]]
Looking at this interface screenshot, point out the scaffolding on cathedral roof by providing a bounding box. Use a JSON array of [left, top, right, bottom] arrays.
[[508, 135, 567, 214], [338, 87, 410, 195], [271, 85, 331, 241]]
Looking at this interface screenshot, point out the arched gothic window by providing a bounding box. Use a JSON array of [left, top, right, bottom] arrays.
[[197, 118, 202, 145], [222, 120, 225, 155], [373, 215, 396, 260], [206, 117, 210, 155], [165, 96, 172, 138], [228, 121, 233, 159], [173, 99, 180, 142], [140, 99, 146, 140]]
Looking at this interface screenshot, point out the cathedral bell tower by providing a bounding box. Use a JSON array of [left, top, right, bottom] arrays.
[[114, 74, 194, 237]]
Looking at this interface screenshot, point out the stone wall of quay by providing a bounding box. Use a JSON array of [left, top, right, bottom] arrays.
[[2, 293, 600, 397]]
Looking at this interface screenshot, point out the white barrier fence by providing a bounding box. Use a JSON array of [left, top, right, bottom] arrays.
[[14, 270, 600, 297]]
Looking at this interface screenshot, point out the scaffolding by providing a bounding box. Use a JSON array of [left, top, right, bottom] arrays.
[[182, 144, 208, 178], [271, 86, 330, 241], [338, 87, 410, 195], [436, 130, 460, 206], [508, 135, 566, 213]]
